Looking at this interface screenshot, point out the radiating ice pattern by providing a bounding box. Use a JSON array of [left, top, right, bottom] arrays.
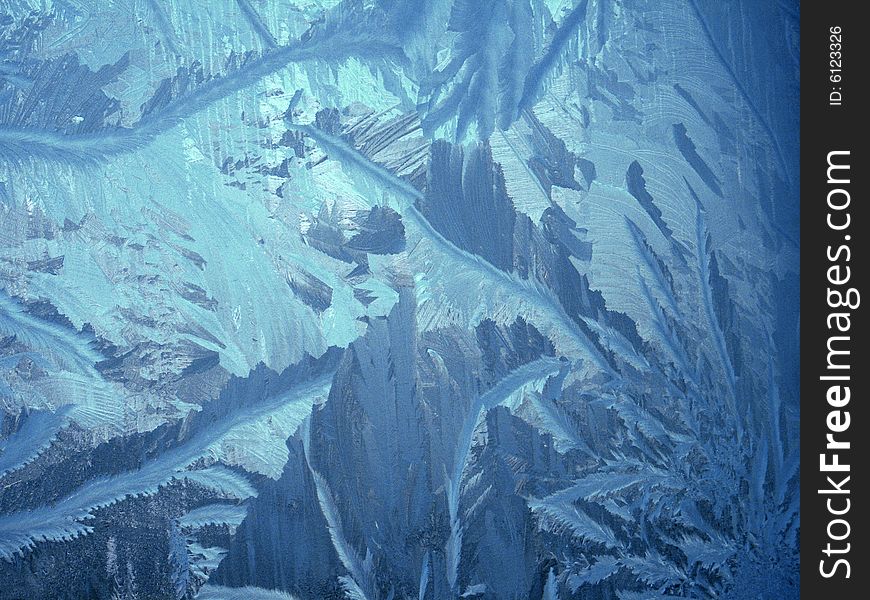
[[0, 1, 799, 598]]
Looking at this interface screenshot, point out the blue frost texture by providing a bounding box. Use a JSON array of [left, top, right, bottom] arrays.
[[0, 1, 799, 599]]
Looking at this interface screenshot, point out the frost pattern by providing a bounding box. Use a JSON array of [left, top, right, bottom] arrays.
[[0, 1, 798, 599]]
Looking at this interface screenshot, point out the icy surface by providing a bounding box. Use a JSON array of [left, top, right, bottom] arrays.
[[0, 1, 798, 598]]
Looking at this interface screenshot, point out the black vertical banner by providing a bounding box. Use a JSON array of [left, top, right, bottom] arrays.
[[801, 2, 866, 597]]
